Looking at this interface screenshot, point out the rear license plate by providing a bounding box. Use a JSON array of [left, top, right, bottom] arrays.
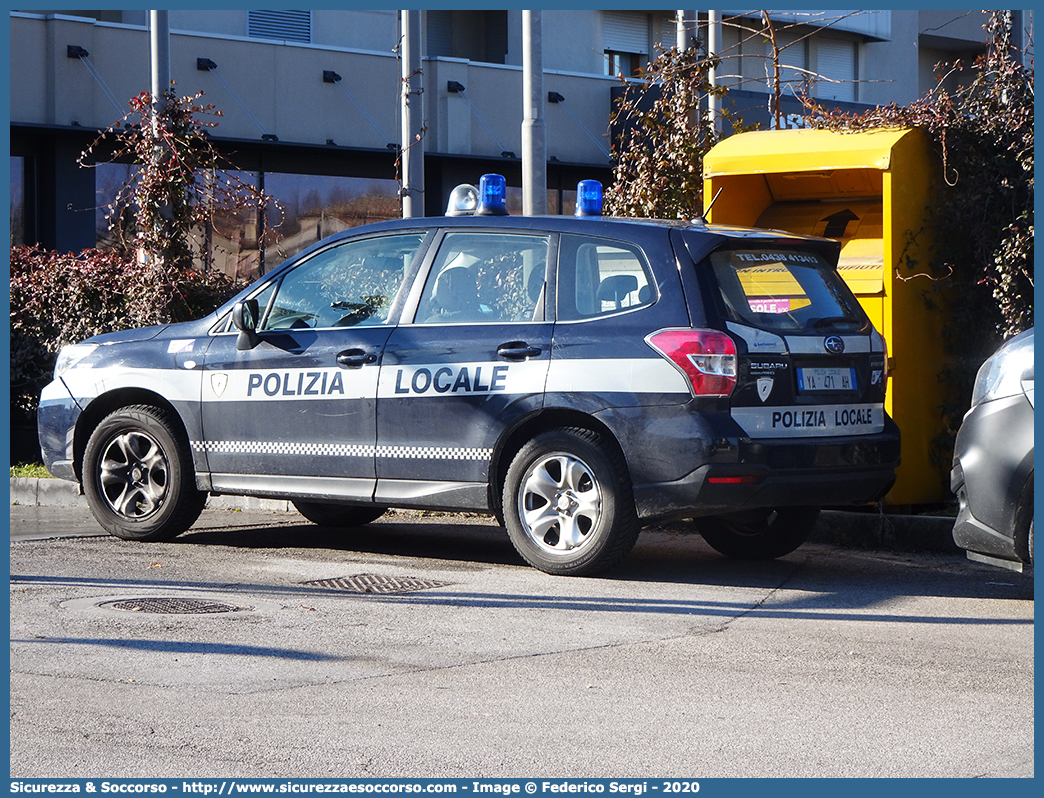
[[798, 367, 857, 392]]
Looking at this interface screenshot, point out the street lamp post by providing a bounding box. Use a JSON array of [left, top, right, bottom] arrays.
[[522, 10, 547, 216]]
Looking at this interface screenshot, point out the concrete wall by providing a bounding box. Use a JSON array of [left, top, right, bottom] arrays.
[[541, 10, 607, 75], [11, 9, 1029, 165], [917, 9, 992, 47], [861, 12, 923, 107], [11, 13, 619, 165], [711, 9, 1000, 108]]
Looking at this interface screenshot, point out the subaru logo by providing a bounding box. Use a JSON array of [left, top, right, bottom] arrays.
[[824, 336, 845, 354]]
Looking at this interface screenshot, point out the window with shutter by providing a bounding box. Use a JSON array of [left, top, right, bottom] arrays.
[[603, 11, 649, 76], [247, 10, 311, 44], [765, 28, 808, 93], [426, 10, 452, 57], [816, 38, 858, 102], [658, 14, 683, 51]]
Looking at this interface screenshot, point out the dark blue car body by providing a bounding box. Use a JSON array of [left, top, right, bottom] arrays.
[[39, 212, 900, 575]]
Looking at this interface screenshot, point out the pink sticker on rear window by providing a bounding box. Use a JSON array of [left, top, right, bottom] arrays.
[[748, 299, 792, 314]]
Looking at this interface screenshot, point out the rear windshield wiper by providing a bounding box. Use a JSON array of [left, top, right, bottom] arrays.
[[810, 316, 862, 329]]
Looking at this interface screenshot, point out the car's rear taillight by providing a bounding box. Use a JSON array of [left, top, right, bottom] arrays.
[[872, 328, 892, 395], [647, 329, 737, 396]]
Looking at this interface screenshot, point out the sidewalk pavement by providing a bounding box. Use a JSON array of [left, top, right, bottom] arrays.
[[8, 476, 960, 554]]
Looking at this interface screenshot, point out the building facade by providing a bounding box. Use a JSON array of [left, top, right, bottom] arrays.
[[9, 8, 1032, 278]]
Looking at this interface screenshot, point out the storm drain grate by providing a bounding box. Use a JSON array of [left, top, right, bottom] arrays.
[[304, 574, 450, 595], [100, 597, 250, 615]]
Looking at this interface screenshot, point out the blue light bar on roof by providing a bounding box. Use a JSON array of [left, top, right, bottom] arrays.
[[477, 174, 508, 216], [575, 180, 603, 217]]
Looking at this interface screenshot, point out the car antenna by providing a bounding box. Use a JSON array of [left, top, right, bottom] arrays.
[[697, 187, 724, 224]]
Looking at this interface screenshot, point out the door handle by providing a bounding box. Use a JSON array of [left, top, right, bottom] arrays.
[[336, 349, 378, 368], [497, 342, 542, 361]]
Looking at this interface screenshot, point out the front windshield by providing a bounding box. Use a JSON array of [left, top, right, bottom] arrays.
[[709, 247, 868, 333]]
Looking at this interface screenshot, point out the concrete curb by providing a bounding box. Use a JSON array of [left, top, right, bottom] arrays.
[[9, 477, 293, 513], [9, 477, 960, 555], [813, 508, 959, 555]]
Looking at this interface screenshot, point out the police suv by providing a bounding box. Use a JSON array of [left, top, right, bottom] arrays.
[[39, 175, 899, 575]]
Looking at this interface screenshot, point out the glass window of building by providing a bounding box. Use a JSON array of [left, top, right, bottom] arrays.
[[426, 10, 508, 64], [11, 156, 25, 247], [93, 163, 263, 280], [94, 162, 136, 251], [263, 173, 401, 267]]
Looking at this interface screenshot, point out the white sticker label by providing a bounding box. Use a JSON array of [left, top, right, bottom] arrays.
[[726, 322, 787, 353], [202, 367, 377, 401], [378, 360, 549, 398], [167, 339, 195, 354], [731, 404, 884, 438]]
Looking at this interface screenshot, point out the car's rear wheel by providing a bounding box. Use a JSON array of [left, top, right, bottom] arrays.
[[700, 507, 820, 560], [503, 427, 639, 576], [83, 405, 206, 541], [292, 501, 386, 528]]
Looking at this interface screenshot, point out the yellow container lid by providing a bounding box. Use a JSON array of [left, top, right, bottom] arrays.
[[704, 128, 916, 177]]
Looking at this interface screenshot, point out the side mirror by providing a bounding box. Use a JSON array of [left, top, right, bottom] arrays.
[[232, 299, 260, 351]]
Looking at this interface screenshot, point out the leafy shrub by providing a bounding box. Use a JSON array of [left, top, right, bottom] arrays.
[[10, 245, 244, 424], [81, 85, 274, 273], [606, 13, 1031, 473], [810, 12, 1033, 347], [12, 83, 265, 443], [807, 12, 1033, 450], [606, 45, 732, 219]]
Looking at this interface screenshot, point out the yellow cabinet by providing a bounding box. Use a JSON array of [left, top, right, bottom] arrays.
[[704, 128, 949, 505]]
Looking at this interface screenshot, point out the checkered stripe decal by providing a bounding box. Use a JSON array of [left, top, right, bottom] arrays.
[[192, 441, 491, 461], [193, 441, 372, 457], [375, 445, 490, 461]]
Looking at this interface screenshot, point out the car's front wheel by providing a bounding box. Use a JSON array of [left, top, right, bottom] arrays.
[[292, 501, 386, 528], [700, 507, 820, 560], [503, 427, 639, 576], [83, 405, 206, 541]]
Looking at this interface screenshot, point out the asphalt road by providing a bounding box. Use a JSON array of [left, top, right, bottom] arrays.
[[8, 505, 1035, 779]]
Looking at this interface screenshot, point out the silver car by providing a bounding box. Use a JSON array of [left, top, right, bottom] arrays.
[[951, 328, 1034, 571]]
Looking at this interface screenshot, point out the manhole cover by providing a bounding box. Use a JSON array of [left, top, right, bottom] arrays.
[[100, 597, 250, 614], [304, 574, 450, 595]]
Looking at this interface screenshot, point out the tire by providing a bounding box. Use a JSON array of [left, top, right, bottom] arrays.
[[83, 405, 206, 541], [1028, 519, 1034, 565], [700, 506, 820, 560], [502, 427, 639, 576], [292, 500, 386, 528], [1013, 477, 1033, 565]]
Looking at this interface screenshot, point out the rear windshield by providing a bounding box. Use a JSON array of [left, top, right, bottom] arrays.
[[708, 247, 868, 333]]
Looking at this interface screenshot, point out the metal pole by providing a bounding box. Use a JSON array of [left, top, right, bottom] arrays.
[[147, 10, 172, 269], [708, 10, 722, 132], [676, 9, 695, 50], [400, 9, 424, 218], [522, 10, 547, 215], [676, 10, 698, 134], [149, 10, 170, 131]]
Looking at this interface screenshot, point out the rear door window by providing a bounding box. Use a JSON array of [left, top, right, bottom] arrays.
[[556, 234, 655, 321], [709, 248, 867, 333], [415, 232, 549, 324]]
